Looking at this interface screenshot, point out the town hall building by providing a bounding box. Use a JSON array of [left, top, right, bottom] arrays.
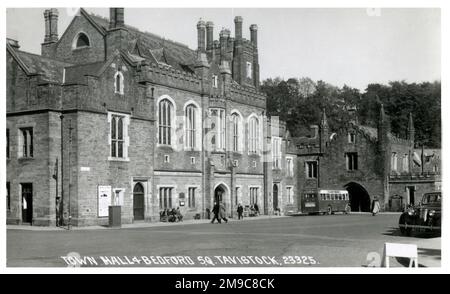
[[6, 8, 296, 226]]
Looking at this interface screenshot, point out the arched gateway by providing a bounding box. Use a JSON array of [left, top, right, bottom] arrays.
[[344, 182, 371, 212]]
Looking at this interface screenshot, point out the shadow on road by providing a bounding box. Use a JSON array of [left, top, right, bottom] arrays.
[[382, 227, 441, 239], [395, 249, 441, 268]]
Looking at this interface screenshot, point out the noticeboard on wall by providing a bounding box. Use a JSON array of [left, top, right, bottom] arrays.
[[98, 185, 112, 217]]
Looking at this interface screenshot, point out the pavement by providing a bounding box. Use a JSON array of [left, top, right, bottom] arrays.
[[7, 213, 441, 268], [7, 214, 285, 231]]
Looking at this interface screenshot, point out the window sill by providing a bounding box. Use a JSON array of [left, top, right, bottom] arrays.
[[108, 157, 130, 162], [72, 46, 91, 51], [157, 144, 175, 149], [184, 147, 201, 152], [18, 157, 34, 161], [211, 150, 226, 154]]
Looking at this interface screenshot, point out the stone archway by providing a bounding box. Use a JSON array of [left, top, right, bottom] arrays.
[[344, 182, 371, 212], [213, 183, 230, 216], [133, 182, 145, 220]]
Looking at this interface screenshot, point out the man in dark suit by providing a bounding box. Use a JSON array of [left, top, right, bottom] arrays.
[[210, 202, 222, 224]]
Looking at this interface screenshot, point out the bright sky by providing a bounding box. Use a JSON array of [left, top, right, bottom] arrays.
[[6, 7, 441, 90]]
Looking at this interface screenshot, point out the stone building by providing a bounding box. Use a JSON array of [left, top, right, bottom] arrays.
[[6, 8, 296, 226], [293, 107, 441, 212], [6, 8, 441, 226]]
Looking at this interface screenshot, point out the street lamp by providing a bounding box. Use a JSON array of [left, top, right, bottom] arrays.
[[68, 119, 73, 230]]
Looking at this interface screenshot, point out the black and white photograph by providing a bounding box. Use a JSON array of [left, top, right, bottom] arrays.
[[1, 1, 446, 275]]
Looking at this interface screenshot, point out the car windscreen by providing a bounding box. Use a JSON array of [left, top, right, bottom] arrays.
[[422, 193, 441, 204]]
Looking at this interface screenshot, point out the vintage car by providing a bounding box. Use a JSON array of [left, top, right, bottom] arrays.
[[398, 191, 441, 236]]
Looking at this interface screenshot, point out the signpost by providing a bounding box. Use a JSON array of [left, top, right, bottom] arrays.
[[98, 185, 112, 217], [382, 242, 418, 268]]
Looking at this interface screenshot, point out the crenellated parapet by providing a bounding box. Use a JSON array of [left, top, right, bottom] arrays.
[[390, 135, 413, 146], [209, 95, 227, 109], [230, 83, 266, 108], [138, 60, 202, 93]]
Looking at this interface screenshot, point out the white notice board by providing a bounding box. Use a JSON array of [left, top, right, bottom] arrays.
[[98, 185, 112, 217]]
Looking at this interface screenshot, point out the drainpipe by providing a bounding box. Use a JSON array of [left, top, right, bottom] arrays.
[[59, 115, 64, 227]]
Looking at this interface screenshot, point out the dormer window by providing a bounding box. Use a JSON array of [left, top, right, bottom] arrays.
[[73, 32, 90, 49], [114, 71, 124, 95]]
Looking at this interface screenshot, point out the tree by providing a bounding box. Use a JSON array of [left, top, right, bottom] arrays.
[[262, 77, 441, 148]]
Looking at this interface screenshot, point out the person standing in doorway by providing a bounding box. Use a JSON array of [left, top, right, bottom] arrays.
[[219, 202, 228, 223], [237, 203, 244, 220], [211, 202, 221, 224]]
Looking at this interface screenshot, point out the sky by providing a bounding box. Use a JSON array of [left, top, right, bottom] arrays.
[[6, 7, 441, 90]]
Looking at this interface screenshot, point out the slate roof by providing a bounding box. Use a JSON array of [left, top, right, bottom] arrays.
[[14, 50, 73, 83], [88, 14, 197, 73], [64, 62, 104, 84]]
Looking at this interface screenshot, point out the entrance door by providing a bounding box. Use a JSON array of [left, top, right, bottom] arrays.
[[215, 186, 224, 204], [273, 184, 279, 211], [408, 186, 415, 206], [21, 183, 33, 223], [133, 183, 145, 221]]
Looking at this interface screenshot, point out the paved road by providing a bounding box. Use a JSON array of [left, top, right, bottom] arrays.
[[7, 214, 441, 267]]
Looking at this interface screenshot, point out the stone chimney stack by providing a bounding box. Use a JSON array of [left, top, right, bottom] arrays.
[[206, 21, 214, 51], [197, 19, 206, 52], [234, 16, 243, 40], [43, 9, 59, 43], [219, 28, 230, 62], [49, 9, 59, 42], [250, 24, 258, 47], [109, 8, 125, 29]]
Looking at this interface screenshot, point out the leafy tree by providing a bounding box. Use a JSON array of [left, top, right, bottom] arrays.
[[262, 78, 441, 148]]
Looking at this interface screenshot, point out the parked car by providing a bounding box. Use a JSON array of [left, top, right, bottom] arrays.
[[398, 191, 441, 236]]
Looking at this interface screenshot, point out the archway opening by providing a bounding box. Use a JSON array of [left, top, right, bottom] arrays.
[[133, 182, 145, 220], [344, 182, 371, 212], [273, 184, 279, 211], [214, 185, 225, 204]]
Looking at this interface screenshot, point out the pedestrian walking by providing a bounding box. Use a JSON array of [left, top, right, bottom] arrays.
[[254, 203, 260, 216], [237, 203, 244, 220], [176, 207, 183, 222], [210, 202, 221, 224], [371, 196, 381, 216], [219, 202, 228, 223]]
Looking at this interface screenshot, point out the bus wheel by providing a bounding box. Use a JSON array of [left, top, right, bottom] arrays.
[[327, 206, 332, 215]]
